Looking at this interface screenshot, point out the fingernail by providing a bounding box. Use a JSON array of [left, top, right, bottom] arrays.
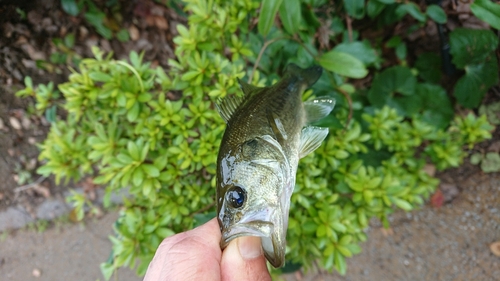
[[238, 236, 262, 260]]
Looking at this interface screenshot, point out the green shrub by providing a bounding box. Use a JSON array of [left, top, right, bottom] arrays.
[[17, 0, 497, 278]]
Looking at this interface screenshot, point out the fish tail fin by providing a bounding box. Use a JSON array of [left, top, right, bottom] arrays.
[[284, 64, 323, 88]]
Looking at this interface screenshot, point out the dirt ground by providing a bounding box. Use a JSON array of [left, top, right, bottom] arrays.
[[0, 1, 499, 281], [0, 0, 180, 211]]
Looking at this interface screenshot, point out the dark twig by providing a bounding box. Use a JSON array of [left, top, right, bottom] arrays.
[[346, 15, 353, 43], [337, 87, 353, 131], [249, 37, 287, 83], [14, 176, 47, 193], [188, 202, 216, 218]]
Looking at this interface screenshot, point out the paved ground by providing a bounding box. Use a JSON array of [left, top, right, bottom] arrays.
[[1, 172, 499, 281], [283, 172, 500, 281], [0, 212, 140, 281]]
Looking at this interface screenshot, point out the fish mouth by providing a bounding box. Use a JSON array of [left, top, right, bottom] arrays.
[[221, 221, 286, 268]]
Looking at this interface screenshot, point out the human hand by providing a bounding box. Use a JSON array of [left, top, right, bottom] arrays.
[[143, 218, 271, 281]]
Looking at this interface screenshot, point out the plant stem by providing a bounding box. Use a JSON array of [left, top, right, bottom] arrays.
[[249, 37, 287, 83]]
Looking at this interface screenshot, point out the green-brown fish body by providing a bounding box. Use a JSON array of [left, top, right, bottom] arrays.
[[216, 64, 334, 267]]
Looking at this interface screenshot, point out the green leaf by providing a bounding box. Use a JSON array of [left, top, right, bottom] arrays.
[[343, 0, 365, 19], [127, 141, 140, 161], [454, 58, 499, 108], [334, 250, 347, 275], [84, 12, 112, 39], [479, 101, 500, 125], [395, 42, 407, 60], [279, 0, 301, 34], [100, 262, 114, 281], [363, 189, 374, 203], [332, 222, 347, 233], [89, 72, 113, 82], [367, 0, 386, 18], [345, 243, 362, 255], [61, 0, 79, 16], [318, 51, 368, 78], [471, 0, 500, 30], [64, 33, 75, 48], [116, 29, 130, 42], [132, 167, 144, 186], [281, 260, 303, 273], [258, 0, 283, 37], [156, 227, 175, 238], [415, 52, 442, 83], [426, 5, 447, 24], [142, 179, 153, 197], [45, 105, 57, 123], [142, 164, 160, 178], [416, 83, 454, 129], [367, 66, 417, 108], [127, 102, 140, 122], [480, 152, 500, 173], [389, 93, 423, 117], [303, 221, 317, 234], [470, 153, 483, 165], [449, 28, 499, 69], [396, 3, 426, 22], [193, 211, 216, 227], [24, 76, 33, 89], [339, 235, 352, 245], [393, 198, 412, 211], [336, 245, 352, 257], [333, 40, 378, 66], [316, 224, 327, 237]]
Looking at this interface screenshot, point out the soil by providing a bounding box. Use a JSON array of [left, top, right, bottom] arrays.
[[0, 1, 499, 281], [0, 0, 181, 212]]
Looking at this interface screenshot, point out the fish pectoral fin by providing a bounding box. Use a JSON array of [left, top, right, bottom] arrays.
[[299, 126, 329, 158], [267, 111, 288, 141], [304, 97, 336, 124], [215, 95, 244, 123]]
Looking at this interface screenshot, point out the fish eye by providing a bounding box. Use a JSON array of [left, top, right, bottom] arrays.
[[226, 185, 246, 208]]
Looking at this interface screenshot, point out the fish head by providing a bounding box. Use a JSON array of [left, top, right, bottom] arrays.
[[217, 135, 293, 267]]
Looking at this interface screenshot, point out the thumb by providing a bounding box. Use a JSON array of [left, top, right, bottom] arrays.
[[220, 236, 271, 281]]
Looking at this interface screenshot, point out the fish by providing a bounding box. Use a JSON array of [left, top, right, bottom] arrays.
[[215, 64, 335, 267]]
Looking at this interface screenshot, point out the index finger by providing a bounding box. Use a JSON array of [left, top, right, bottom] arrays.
[[143, 218, 222, 281]]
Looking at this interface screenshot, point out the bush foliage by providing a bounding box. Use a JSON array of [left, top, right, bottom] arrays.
[[17, 0, 498, 278]]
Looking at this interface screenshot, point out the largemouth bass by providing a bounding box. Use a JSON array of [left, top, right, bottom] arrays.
[[215, 64, 335, 267]]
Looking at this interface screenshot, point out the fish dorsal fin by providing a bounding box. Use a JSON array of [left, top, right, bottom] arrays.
[[215, 95, 244, 123], [267, 111, 288, 141], [216, 79, 261, 123], [299, 126, 329, 158], [238, 79, 260, 96], [304, 97, 335, 124]]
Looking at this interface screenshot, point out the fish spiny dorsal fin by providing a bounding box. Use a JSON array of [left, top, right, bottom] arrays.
[[299, 126, 329, 158], [304, 97, 336, 124], [215, 95, 244, 123], [284, 64, 323, 88], [215, 79, 261, 123]]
